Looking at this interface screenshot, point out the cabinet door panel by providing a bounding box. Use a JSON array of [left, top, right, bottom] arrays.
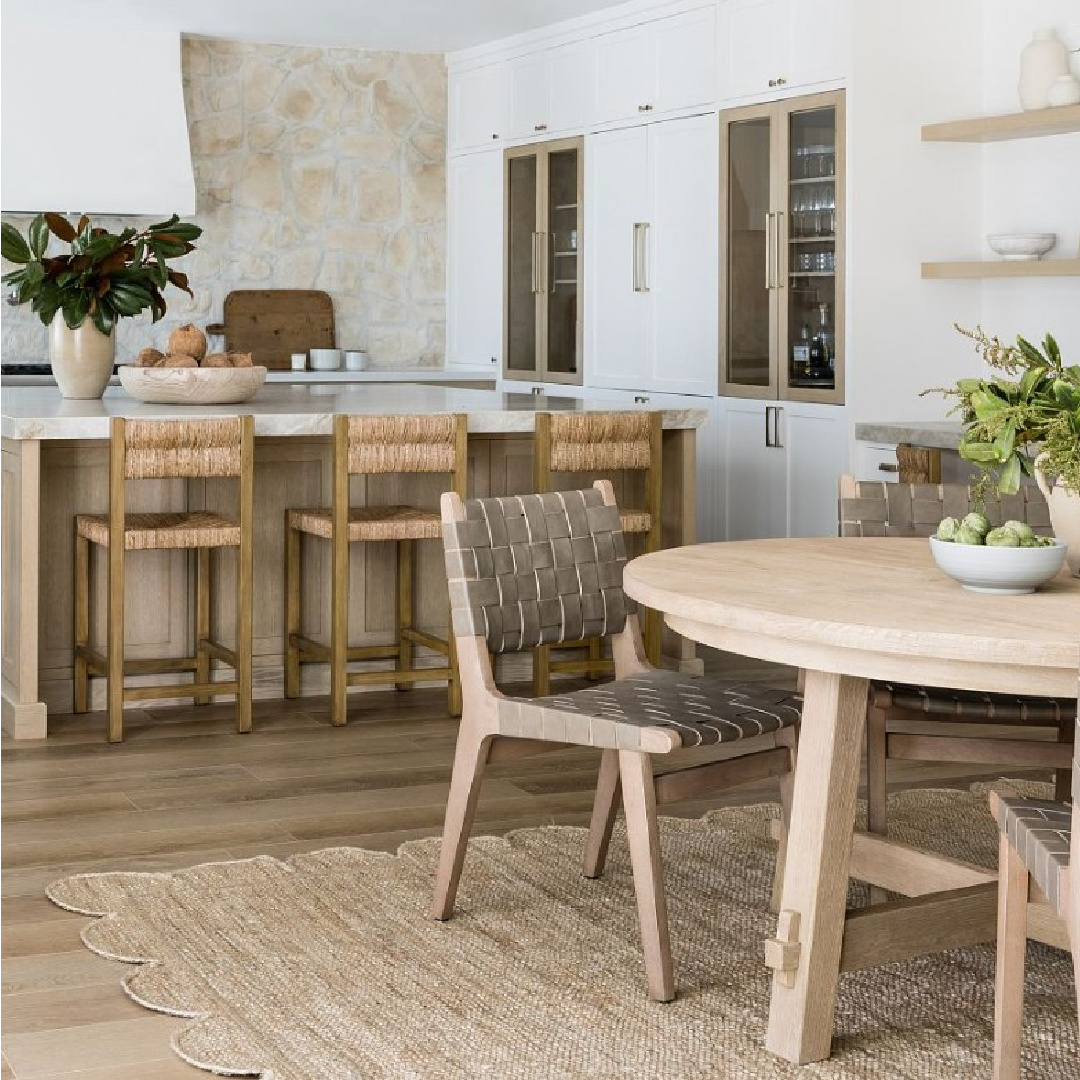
[[450, 65, 509, 151], [718, 0, 787, 103], [654, 6, 717, 113], [510, 54, 551, 139], [596, 26, 654, 123], [550, 40, 597, 132], [447, 151, 503, 370], [786, 0, 849, 89], [782, 404, 847, 537], [648, 115, 718, 395], [585, 127, 650, 388], [719, 399, 785, 539]]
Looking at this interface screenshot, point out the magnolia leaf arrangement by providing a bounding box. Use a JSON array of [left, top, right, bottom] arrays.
[[1, 212, 201, 336], [927, 324, 1080, 498]]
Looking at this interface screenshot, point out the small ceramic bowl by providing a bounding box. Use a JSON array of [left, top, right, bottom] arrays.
[[929, 536, 1068, 595], [309, 348, 343, 371], [986, 233, 1056, 261]]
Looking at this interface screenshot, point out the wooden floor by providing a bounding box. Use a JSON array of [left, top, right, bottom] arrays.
[[1, 655, 1054, 1079]]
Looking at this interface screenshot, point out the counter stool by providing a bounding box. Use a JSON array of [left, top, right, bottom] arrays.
[[74, 416, 254, 743], [532, 410, 663, 695], [284, 413, 468, 725]]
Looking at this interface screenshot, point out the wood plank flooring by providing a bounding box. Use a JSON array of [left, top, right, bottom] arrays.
[[1, 656, 1055, 1079]]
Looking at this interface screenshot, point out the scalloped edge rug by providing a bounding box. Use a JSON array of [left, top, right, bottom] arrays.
[[46, 781, 1076, 1080]]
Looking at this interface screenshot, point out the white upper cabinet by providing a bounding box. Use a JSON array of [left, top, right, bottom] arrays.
[[449, 64, 510, 153], [509, 41, 598, 141], [510, 54, 551, 138], [596, 25, 655, 123], [718, 0, 848, 104]]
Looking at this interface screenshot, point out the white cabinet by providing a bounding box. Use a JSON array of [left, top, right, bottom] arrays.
[[714, 397, 847, 539], [510, 42, 598, 140], [447, 151, 503, 370], [586, 113, 718, 397], [449, 65, 510, 153], [596, 6, 717, 124], [717, 0, 848, 105]]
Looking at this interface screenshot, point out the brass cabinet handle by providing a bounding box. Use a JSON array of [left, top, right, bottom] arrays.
[[632, 222, 650, 292], [531, 232, 539, 294], [764, 213, 774, 289], [534, 123, 548, 132], [774, 211, 784, 290], [491, 133, 499, 140], [638, 103, 653, 112], [777, 77, 787, 86], [878, 462, 900, 473]]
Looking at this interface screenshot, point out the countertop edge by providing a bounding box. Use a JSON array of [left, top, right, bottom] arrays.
[[854, 421, 962, 450]]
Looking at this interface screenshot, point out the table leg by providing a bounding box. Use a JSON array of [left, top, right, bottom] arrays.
[[765, 669, 867, 1063]]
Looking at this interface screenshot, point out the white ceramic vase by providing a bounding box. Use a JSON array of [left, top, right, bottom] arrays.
[[1046, 73, 1080, 107], [1036, 461, 1080, 577], [48, 318, 116, 399], [1018, 29, 1069, 110]]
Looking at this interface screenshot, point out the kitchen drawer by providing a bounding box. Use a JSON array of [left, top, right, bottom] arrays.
[[856, 443, 899, 483]]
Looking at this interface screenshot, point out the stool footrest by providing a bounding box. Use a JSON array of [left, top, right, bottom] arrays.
[[77, 646, 201, 676], [124, 681, 240, 703], [291, 633, 403, 663], [401, 628, 450, 655], [347, 666, 452, 687], [199, 639, 237, 667]]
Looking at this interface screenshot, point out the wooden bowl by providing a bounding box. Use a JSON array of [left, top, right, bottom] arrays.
[[118, 365, 266, 404]]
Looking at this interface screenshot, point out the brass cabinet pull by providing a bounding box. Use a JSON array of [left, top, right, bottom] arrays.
[[534, 123, 548, 132], [531, 232, 540, 294], [632, 222, 650, 292], [764, 213, 774, 289], [774, 211, 784, 290], [878, 462, 900, 473], [638, 103, 654, 112]]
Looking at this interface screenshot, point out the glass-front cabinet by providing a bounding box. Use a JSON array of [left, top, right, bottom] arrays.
[[504, 138, 584, 385], [719, 90, 844, 404]]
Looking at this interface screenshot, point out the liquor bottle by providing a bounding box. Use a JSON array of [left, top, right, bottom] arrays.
[[793, 323, 811, 375], [808, 332, 824, 373]]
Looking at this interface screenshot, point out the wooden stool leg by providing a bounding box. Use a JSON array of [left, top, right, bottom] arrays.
[[194, 548, 211, 706], [584, 749, 620, 879], [284, 516, 301, 699], [586, 636, 603, 681], [396, 539, 414, 692], [533, 645, 552, 697], [236, 541, 253, 736], [619, 749, 674, 1002], [770, 727, 798, 914], [106, 540, 124, 744], [73, 532, 90, 714], [992, 833, 1029, 1080], [432, 719, 495, 920], [330, 532, 349, 727], [644, 607, 663, 668]]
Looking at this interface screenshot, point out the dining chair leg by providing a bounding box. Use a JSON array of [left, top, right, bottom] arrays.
[[992, 832, 1029, 1080], [396, 539, 414, 692], [533, 644, 552, 697], [283, 516, 301, 699], [106, 542, 125, 744], [619, 749, 674, 1003], [432, 719, 495, 920], [770, 727, 798, 914], [73, 532, 90, 714], [583, 749, 621, 879], [194, 548, 211, 706]]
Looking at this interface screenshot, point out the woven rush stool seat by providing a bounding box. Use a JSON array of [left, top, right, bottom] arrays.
[[74, 417, 254, 742], [988, 694, 1078, 1079], [76, 511, 240, 551], [287, 506, 441, 543], [532, 411, 664, 695], [839, 474, 1074, 857], [433, 482, 802, 1003], [284, 413, 468, 725]]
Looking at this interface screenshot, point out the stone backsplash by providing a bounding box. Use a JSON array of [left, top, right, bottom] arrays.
[[1, 38, 446, 367]]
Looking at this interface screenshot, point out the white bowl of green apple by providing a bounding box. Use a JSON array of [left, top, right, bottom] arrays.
[[929, 513, 1068, 594]]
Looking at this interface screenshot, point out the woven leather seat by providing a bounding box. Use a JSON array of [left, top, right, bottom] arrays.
[[287, 506, 441, 542], [76, 511, 240, 551], [433, 482, 801, 1003], [874, 682, 1076, 723], [508, 672, 800, 752], [996, 797, 1071, 913]]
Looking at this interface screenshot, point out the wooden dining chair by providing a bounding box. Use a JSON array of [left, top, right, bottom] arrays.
[[838, 475, 1075, 842], [988, 672, 1078, 1079], [433, 480, 802, 1001]]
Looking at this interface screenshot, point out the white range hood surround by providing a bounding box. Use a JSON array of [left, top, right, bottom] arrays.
[[1, 24, 196, 216]]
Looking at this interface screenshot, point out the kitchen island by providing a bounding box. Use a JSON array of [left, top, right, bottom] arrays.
[[1, 385, 706, 738]]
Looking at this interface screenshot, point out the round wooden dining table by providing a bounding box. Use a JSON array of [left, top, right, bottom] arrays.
[[624, 536, 1080, 1065]]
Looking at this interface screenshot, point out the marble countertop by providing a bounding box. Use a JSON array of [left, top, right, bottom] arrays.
[[1, 367, 496, 388], [854, 420, 963, 450], [1, 385, 708, 440]]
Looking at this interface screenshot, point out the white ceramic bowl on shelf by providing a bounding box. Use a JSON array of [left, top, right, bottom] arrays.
[[118, 365, 266, 404], [986, 233, 1056, 261], [309, 348, 342, 371], [929, 536, 1068, 595]]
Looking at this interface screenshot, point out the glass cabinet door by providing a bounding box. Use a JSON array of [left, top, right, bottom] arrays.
[[785, 103, 839, 394], [545, 146, 581, 380], [505, 152, 538, 376], [720, 110, 776, 396]]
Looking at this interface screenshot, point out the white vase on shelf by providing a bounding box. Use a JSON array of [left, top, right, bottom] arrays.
[[1046, 73, 1080, 107], [1018, 29, 1069, 110]]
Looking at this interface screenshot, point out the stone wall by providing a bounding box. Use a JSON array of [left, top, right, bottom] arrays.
[[1, 38, 447, 367]]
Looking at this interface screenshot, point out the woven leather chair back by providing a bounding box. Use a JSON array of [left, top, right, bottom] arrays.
[[345, 414, 463, 475], [544, 412, 656, 473], [838, 475, 1051, 538], [122, 418, 244, 480], [442, 487, 633, 653]]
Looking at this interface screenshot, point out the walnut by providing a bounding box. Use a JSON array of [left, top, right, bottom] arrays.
[[135, 347, 165, 368], [167, 324, 208, 361], [161, 353, 198, 368], [201, 353, 232, 368]]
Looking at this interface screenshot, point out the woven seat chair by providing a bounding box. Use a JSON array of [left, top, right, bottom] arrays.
[[532, 411, 663, 696], [74, 416, 254, 742], [284, 413, 467, 725], [988, 671, 1078, 1079], [433, 480, 801, 1001], [839, 475, 1075, 845]]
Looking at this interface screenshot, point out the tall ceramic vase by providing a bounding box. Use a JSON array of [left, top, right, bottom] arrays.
[[1018, 29, 1069, 111], [1036, 459, 1080, 577], [48, 318, 116, 399]]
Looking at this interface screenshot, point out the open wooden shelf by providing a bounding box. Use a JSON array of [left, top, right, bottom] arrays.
[[921, 258, 1080, 280], [921, 105, 1080, 143]]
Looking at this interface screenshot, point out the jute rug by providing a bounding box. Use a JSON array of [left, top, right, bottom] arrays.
[[47, 781, 1076, 1079]]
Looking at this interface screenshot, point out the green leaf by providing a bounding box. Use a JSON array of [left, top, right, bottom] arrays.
[[28, 215, 50, 259], [23, 261, 44, 288], [997, 454, 1022, 494], [1, 222, 32, 264], [959, 441, 1002, 464]]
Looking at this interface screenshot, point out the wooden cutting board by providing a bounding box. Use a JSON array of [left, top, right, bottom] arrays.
[[207, 290, 335, 370]]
